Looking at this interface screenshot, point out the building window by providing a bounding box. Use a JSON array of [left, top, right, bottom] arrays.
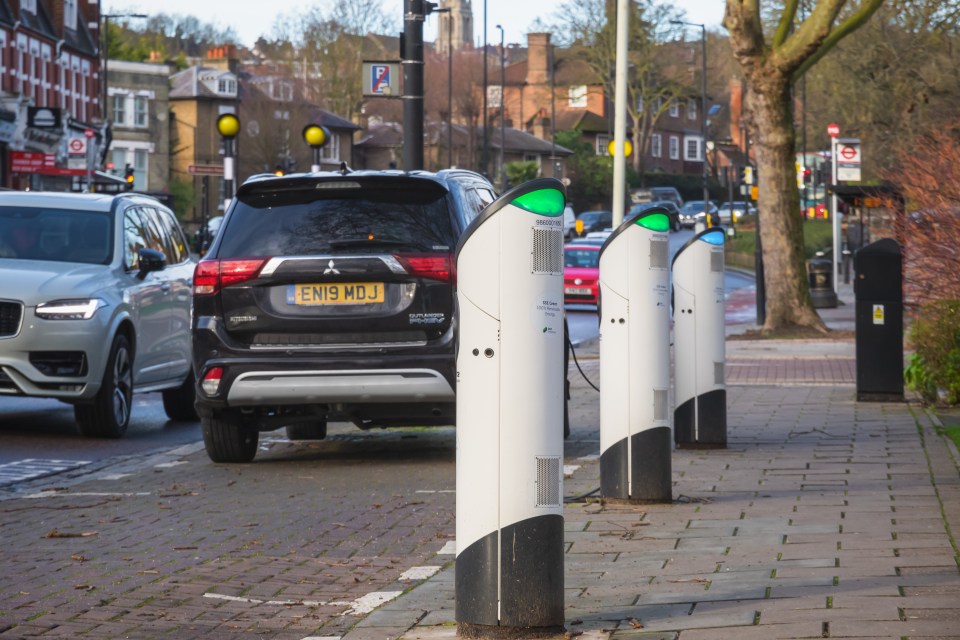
[[112, 93, 126, 126], [651, 133, 662, 158], [684, 136, 703, 162], [596, 134, 610, 157], [217, 78, 236, 95], [134, 95, 148, 127], [669, 136, 679, 160], [669, 103, 679, 118], [134, 149, 148, 190], [64, 0, 77, 30], [22, 0, 36, 12], [320, 134, 341, 162], [568, 85, 587, 108], [687, 99, 698, 121]]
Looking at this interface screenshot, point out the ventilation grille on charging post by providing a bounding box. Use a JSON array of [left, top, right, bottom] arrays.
[[710, 250, 724, 273], [535, 456, 561, 507], [649, 239, 668, 270], [531, 228, 563, 274]]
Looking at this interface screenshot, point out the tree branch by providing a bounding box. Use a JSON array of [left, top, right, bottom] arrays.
[[773, 0, 801, 48], [793, 0, 886, 79]]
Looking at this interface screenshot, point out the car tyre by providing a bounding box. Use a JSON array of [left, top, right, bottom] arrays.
[[202, 415, 259, 463], [286, 421, 328, 441], [75, 334, 133, 439], [162, 371, 199, 422]]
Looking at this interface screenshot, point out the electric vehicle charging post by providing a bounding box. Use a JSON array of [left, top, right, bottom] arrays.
[[599, 209, 672, 503], [672, 227, 727, 448], [454, 179, 567, 637]]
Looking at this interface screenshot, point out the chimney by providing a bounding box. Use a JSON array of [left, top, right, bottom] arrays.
[[526, 33, 551, 86], [46, 0, 65, 35]]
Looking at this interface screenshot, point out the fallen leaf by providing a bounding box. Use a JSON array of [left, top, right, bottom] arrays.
[[629, 618, 643, 629], [74, 584, 95, 591], [70, 554, 86, 562], [45, 530, 98, 538], [137, 570, 159, 575]]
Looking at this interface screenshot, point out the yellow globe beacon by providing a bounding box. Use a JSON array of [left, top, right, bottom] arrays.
[[216, 113, 241, 138], [303, 125, 328, 148]]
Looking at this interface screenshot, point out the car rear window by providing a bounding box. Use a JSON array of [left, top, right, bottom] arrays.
[[217, 182, 457, 258]]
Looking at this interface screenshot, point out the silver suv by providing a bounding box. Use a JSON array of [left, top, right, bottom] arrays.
[[0, 192, 197, 437]]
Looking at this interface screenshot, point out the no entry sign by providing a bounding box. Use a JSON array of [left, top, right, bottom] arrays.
[[827, 123, 840, 138]]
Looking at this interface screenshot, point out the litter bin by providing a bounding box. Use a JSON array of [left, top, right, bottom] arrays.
[[807, 257, 838, 308], [854, 238, 903, 401]]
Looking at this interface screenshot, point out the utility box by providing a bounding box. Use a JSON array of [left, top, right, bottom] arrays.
[[854, 238, 903, 401], [454, 178, 566, 637], [598, 208, 672, 503]]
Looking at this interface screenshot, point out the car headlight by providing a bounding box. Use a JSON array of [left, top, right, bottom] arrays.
[[35, 299, 105, 320]]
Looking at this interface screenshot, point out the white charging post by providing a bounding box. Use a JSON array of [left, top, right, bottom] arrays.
[[599, 209, 672, 503], [672, 227, 727, 448], [454, 178, 567, 637]]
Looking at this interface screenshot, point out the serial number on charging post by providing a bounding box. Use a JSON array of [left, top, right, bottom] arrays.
[[287, 282, 384, 305]]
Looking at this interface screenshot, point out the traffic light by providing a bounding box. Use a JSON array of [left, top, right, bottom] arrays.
[[803, 167, 812, 184], [124, 164, 134, 191], [274, 164, 284, 176], [741, 166, 754, 185]]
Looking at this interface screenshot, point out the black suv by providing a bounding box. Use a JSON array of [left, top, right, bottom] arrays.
[[192, 169, 497, 462]]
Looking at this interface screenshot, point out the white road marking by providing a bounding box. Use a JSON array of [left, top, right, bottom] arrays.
[[438, 540, 456, 555], [399, 566, 441, 581], [23, 491, 151, 499], [0, 458, 90, 485], [563, 464, 581, 476], [341, 591, 403, 615]]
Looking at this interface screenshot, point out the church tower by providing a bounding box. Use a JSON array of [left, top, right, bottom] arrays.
[[436, 0, 474, 52]]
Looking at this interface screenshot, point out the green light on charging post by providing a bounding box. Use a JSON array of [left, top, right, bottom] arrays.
[[636, 213, 670, 232], [511, 188, 565, 216]]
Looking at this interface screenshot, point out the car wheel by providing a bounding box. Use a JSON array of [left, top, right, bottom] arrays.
[[202, 415, 259, 463], [286, 421, 328, 441], [162, 371, 199, 422], [75, 334, 133, 439]]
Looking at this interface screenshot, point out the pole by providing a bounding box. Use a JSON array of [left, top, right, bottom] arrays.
[[402, 0, 426, 170], [612, 0, 629, 228], [700, 24, 708, 206], [550, 40, 557, 179], [831, 137, 840, 297], [447, 12, 453, 166], [481, 0, 488, 178], [497, 25, 505, 192]]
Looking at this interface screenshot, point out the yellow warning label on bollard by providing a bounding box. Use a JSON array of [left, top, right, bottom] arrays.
[[872, 304, 885, 325]]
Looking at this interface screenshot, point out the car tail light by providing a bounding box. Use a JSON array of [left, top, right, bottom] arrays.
[[395, 253, 454, 283], [193, 259, 267, 295], [201, 367, 223, 396]]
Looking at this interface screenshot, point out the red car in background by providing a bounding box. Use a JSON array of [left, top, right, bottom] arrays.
[[563, 242, 601, 305]]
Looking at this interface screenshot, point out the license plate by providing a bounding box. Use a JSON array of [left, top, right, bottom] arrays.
[[287, 282, 385, 305], [565, 287, 592, 295]]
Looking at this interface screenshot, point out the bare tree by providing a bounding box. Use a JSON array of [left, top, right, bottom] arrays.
[[725, 0, 885, 333], [270, 0, 399, 121], [547, 0, 687, 178]]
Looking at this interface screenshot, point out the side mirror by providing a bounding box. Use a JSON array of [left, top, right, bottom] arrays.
[[137, 247, 167, 280]]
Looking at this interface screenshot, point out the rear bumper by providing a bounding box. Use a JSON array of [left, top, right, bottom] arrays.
[[227, 368, 454, 405], [192, 315, 457, 412]]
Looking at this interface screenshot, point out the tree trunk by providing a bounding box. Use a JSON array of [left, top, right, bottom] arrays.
[[745, 71, 827, 333]]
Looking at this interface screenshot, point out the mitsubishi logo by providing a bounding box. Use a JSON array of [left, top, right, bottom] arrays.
[[323, 259, 340, 275]]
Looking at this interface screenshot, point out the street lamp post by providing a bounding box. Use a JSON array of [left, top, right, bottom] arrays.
[[496, 24, 505, 191], [481, 0, 488, 178], [671, 20, 708, 206]]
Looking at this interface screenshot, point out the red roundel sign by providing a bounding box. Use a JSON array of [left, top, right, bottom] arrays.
[[826, 123, 840, 138]]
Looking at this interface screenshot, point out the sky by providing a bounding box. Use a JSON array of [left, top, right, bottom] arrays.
[[103, 0, 726, 49]]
